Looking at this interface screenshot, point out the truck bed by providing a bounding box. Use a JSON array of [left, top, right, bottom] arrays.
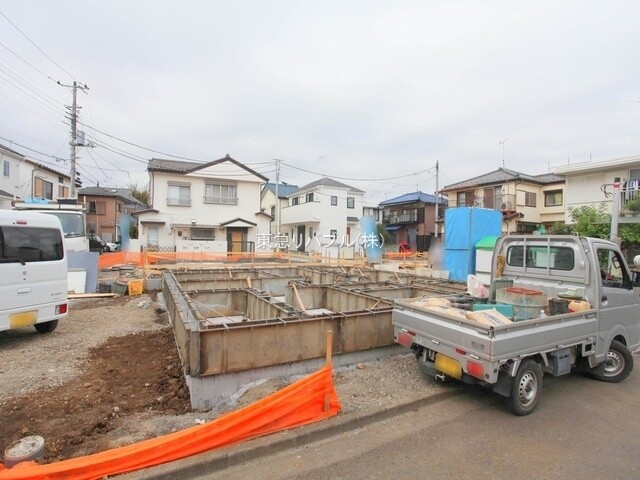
[[393, 298, 598, 381]]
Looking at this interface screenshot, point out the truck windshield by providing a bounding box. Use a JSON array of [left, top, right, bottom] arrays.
[[43, 212, 85, 237]]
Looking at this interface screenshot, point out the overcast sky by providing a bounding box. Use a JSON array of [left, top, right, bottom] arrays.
[[1, 1, 639, 204]]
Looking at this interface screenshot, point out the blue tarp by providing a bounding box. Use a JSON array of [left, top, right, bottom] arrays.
[[444, 207, 502, 282]]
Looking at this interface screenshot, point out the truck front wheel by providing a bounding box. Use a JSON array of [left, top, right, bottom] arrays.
[[589, 340, 633, 383], [507, 359, 543, 416]]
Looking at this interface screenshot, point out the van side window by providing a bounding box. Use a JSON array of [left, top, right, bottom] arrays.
[[597, 247, 631, 289], [0, 226, 63, 262]]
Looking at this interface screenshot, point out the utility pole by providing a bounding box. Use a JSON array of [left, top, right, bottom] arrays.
[[434, 160, 439, 237], [611, 177, 621, 247], [59, 80, 89, 198], [274, 158, 281, 235]]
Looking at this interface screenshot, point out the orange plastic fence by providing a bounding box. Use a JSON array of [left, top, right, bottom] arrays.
[[97, 252, 143, 270], [0, 365, 341, 480]]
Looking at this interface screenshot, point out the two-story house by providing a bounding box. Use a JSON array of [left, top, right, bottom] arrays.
[[440, 167, 565, 234], [260, 181, 299, 235], [78, 186, 147, 244], [379, 191, 445, 252], [280, 177, 364, 255], [134, 155, 269, 252], [1, 143, 73, 208], [553, 154, 640, 223]]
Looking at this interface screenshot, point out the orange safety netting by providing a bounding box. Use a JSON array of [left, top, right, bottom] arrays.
[[96, 251, 292, 270], [0, 365, 340, 480]]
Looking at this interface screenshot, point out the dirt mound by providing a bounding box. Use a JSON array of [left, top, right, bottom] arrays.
[[0, 328, 191, 462]]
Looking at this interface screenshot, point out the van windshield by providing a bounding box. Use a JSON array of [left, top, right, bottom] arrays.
[[0, 226, 64, 262]]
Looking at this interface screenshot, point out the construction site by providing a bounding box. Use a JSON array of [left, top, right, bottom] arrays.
[[98, 250, 464, 409]]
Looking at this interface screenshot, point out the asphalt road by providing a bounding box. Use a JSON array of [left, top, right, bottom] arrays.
[[197, 354, 640, 480]]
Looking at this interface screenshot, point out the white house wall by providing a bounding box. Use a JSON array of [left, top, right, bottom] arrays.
[[0, 148, 22, 199], [555, 155, 640, 223], [281, 185, 364, 253], [145, 167, 265, 249]]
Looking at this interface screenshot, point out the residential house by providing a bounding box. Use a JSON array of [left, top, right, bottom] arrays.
[[134, 155, 269, 252], [363, 203, 381, 223], [553, 154, 640, 223], [78, 186, 147, 244], [280, 177, 364, 255], [260, 181, 299, 235], [1, 143, 72, 208], [379, 191, 445, 252], [440, 167, 565, 234]]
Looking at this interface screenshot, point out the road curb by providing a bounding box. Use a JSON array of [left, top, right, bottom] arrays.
[[125, 386, 465, 479]]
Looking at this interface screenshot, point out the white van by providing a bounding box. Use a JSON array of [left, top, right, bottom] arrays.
[[0, 210, 68, 334]]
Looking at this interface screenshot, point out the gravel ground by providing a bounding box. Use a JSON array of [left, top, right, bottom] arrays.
[[0, 286, 443, 461], [0, 294, 163, 406]]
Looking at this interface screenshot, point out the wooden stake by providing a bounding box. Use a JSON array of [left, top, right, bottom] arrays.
[[292, 283, 306, 311], [325, 330, 333, 365]]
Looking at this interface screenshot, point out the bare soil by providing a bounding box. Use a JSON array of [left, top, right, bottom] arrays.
[[0, 289, 437, 464]]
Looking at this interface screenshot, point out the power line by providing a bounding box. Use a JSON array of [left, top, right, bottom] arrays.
[[0, 135, 67, 162], [281, 160, 436, 182], [0, 40, 61, 84], [0, 9, 76, 82]]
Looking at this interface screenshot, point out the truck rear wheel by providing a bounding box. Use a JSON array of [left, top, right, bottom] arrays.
[[589, 340, 633, 383], [34, 320, 58, 334], [507, 359, 542, 416]]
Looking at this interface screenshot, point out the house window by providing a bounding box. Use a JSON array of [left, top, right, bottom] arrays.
[[116, 202, 122, 212], [191, 228, 215, 240], [34, 177, 53, 200], [457, 190, 475, 206], [270, 205, 275, 217], [331, 195, 337, 206], [291, 197, 299, 206], [306, 192, 314, 202], [3, 160, 9, 177], [456, 191, 466, 206], [630, 168, 640, 180], [167, 183, 191, 206], [58, 185, 69, 198], [544, 190, 563, 207], [204, 183, 237, 205], [347, 197, 355, 209], [88, 200, 107, 215], [524, 192, 537, 207]]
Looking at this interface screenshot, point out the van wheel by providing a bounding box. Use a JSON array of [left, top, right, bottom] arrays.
[[34, 320, 58, 334], [507, 359, 542, 416], [589, 340, 633, 383]]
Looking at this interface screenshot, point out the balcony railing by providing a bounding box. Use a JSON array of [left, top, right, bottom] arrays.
[[166, 198, 191, 207], [203, 195, 238, 205], [457, 194, 516, 211], [383, 211, 418, 224]]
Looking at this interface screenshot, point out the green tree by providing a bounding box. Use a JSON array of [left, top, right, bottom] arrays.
[[568, 204, 610, 239], [563, 204, 640, 250], [128, 181, 150, 206]]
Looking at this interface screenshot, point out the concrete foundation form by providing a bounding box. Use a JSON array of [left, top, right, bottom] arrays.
[[162, 264, 466, 408]]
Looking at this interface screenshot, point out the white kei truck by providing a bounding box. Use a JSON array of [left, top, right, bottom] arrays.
[[392, 235, 640, 415], [0, 210, 68, 334]]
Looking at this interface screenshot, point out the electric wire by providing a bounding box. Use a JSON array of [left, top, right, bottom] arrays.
[[0, 9, 77, 82], [280, 160, 435, 182]]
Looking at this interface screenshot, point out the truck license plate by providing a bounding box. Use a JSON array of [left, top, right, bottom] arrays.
[[9, 311, 37, 328], [435, 353, 462, 380]]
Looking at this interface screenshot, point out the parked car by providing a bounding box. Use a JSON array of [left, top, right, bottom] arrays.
[[88, 234, 110, 254], [106, 242, 120, 252]]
